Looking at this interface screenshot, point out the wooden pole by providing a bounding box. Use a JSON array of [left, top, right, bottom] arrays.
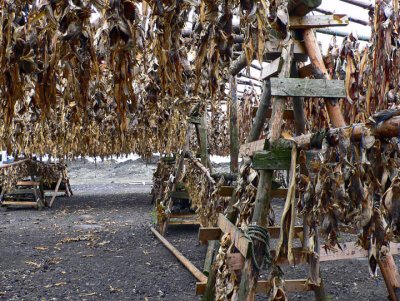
[[199, 109, 210, 169], [151, 227, 207, 283], [237, 39, 294, 301], [291, 114, 400, 148], [339, 0, 374, 10], [378, 254, 400, 301], [302, 29, 346, 128], [230, 76, 239, 173], [315, 7, 369, 26], [247, 80, 272, 143]]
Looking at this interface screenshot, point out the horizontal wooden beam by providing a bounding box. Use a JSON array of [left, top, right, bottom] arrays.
[[290, 14, 349, 29], [320, 242, 400, 262], [196, 278, 312, 295], [252, 149, 292, 170], [1, 201, 37, 207], [217, 214, 252, 258], [270, 78, 346, 98], [16, 181, 41, 186], [0, 159, 29, 169], [199, 225, 302, 244], [168, 219, 200, 225]]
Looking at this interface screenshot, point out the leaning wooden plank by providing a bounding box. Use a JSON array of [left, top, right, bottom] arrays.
[[270, 78, 346, 98], [290, 14, 349, 29], [196, 278, 312, 295], [150, 227, 207, 282], [217, 214, 252, 258], [49, 176, 62, 207]]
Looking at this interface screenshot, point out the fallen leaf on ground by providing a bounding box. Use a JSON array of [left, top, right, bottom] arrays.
[[109, 285, 123, 293], [34, 246, 48, 251], [80, 292, 97, 297], [25, 261, 41, 268], [44, 282, 67, 288], [96, 241, 110, 247]]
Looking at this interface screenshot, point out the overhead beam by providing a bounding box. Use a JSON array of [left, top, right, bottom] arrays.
[[290, 14, 349, 29], [316, 28, 371, 42]]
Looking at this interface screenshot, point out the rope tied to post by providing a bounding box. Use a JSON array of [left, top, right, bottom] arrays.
[[244, 225, 272, 271]]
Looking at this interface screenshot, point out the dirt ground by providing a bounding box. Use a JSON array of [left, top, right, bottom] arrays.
[[0, 159, 398, 300]]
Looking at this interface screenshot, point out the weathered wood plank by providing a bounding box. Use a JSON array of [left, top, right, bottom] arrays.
[[260, 57, 283, 80], [217, 214, 252, 258], [252, 149, 292, 170], [290, 14, 349, 29], [239, 139, 266, 157], [270, 78, 346, 98]]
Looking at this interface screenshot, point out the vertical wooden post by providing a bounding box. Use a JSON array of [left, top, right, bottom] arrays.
[[229, 75, 239, 173], [199, 109, 210, 169], [378, 255, 400, 301], [237, 39, 294, 301]]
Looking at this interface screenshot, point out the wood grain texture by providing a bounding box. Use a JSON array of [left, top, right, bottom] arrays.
[[270, 78, 346, 98]]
